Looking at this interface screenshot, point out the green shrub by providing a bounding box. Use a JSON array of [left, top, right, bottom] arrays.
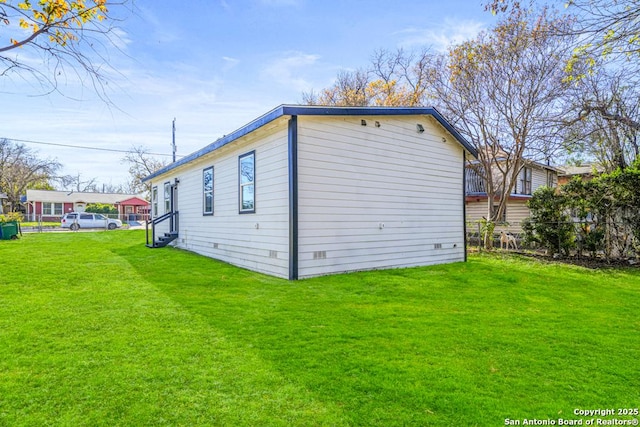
[[524, 186, 575, 256], [85, 203, 118, 215], [0, 212, 23, 223]]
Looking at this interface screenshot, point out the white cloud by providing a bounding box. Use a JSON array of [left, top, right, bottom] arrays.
[[222, 56, 240, 71], [397, 18, 486, 52], [260, 51, 321, 92]]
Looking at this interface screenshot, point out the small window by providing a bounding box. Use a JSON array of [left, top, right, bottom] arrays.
[[547, 170, 555, 188], [42, 202, 63, 216], [164, 182, 171, 213], [152, 186, 158, 217], [80, 213, 93, 220], [203, 167, 214, 215], [521, 167, 532, 195], [239, 151, 255, 213]]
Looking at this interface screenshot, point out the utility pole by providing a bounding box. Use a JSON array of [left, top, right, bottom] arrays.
[[172, 118, 177, 163]]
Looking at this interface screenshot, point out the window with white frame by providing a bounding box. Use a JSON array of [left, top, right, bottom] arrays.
[[547, 170, 556, 188], [521, 167, 532, 195], [42, 202, 63, 216], [203, 166, 214, 215], [164, 182, 171, 213], [239, 151, 255, 213], [152, 186, 158, 217]]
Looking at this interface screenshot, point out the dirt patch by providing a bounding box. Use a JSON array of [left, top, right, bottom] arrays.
[[517, 252, 640, 269]]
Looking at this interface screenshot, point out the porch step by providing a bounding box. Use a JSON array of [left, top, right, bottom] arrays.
[[146, 232, 179, 248]]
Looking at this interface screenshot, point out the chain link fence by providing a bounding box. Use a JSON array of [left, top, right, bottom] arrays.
[[18, 213, 149, 232], [467, 220, 640, 261]]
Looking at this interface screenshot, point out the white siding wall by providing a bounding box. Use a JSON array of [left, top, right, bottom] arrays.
[[150, 118, 290, 278], [466, 199, 529, 234], [296, 115, 466, 278], [532, 166, 550, 192]]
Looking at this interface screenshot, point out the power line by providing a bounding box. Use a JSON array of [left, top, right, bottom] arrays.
[[2, 137, 178, 158]]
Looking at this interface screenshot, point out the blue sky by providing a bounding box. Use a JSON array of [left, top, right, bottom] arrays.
[[0, 0, 498, 188]]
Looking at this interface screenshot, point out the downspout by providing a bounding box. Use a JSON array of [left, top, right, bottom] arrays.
[[288, 116, 299, 280], [463, 150, 468, 262]]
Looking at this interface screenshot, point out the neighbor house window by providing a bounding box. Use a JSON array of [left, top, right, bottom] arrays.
[[547, 170, 556, 188], [239, 151, 255, 213], [203, 166, 214, 215], [164, 182, 171, 213], [152, 186, 158, 217], [42, 202, 63, 216], [521, 167, 532, 195]]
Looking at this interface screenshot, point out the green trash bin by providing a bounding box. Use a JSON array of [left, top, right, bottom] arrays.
[[0, 221, 19, 240]]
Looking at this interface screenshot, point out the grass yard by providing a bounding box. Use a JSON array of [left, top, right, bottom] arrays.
[[0, 231, 638, 426]]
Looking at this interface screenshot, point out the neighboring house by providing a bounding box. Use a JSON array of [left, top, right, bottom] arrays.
[[115, 196, 151, 221], [557, 163, 604, 186], [465, 159, 561, 233], [143, 104, 477, 280], [25, 190, 150, 222]]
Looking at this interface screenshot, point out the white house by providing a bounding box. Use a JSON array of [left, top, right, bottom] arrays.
[[143, 105, 477, 279]]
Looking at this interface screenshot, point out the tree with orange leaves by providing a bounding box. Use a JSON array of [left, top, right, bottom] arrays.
[[0, 0, 129, 97]]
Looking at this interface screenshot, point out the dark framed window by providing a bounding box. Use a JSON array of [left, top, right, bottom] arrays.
[[203, 166, 214, 215], [239, 151, 255, 213], [521, 167, 532, 195], [164, 182, 171, 213], [152, 186, 158, 217]]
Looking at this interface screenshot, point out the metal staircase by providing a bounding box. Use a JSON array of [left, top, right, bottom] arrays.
[[146, 211, 179, 248]]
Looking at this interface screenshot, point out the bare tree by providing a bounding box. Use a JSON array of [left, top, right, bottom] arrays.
[[60, 172, 100, 192], [561, 0, 640, 80], [302, 69, 371, 106], [564, 68, 640, 170], [0, 138, 62, 211], [122, 145, 167, 196], [431, 6, 574, 242], [302, 49, 435, 107], [367, 48, 434, 107]]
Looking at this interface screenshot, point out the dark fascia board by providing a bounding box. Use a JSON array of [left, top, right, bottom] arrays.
[[143, 104, 477, 182]]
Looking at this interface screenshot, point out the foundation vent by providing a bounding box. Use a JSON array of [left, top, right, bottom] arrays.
[[269, 250, 278, 259], [313, 251, 327, 260], [434, 243, 442, 249]]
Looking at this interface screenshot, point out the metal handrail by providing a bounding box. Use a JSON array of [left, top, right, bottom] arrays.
[[146, 211, 179, 246]]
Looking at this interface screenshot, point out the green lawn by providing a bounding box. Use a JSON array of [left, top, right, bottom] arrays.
[[0, 231, 638, 426]]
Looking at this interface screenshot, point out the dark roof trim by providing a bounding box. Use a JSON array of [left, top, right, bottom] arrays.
[[143, 104, 477, 182]]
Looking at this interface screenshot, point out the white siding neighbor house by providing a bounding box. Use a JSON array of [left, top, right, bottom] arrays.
[[143, 105, 477, 279], [465, 159, 561, 233]]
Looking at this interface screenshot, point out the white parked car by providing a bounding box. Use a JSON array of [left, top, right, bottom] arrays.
[[61, 212, 122, 230]]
